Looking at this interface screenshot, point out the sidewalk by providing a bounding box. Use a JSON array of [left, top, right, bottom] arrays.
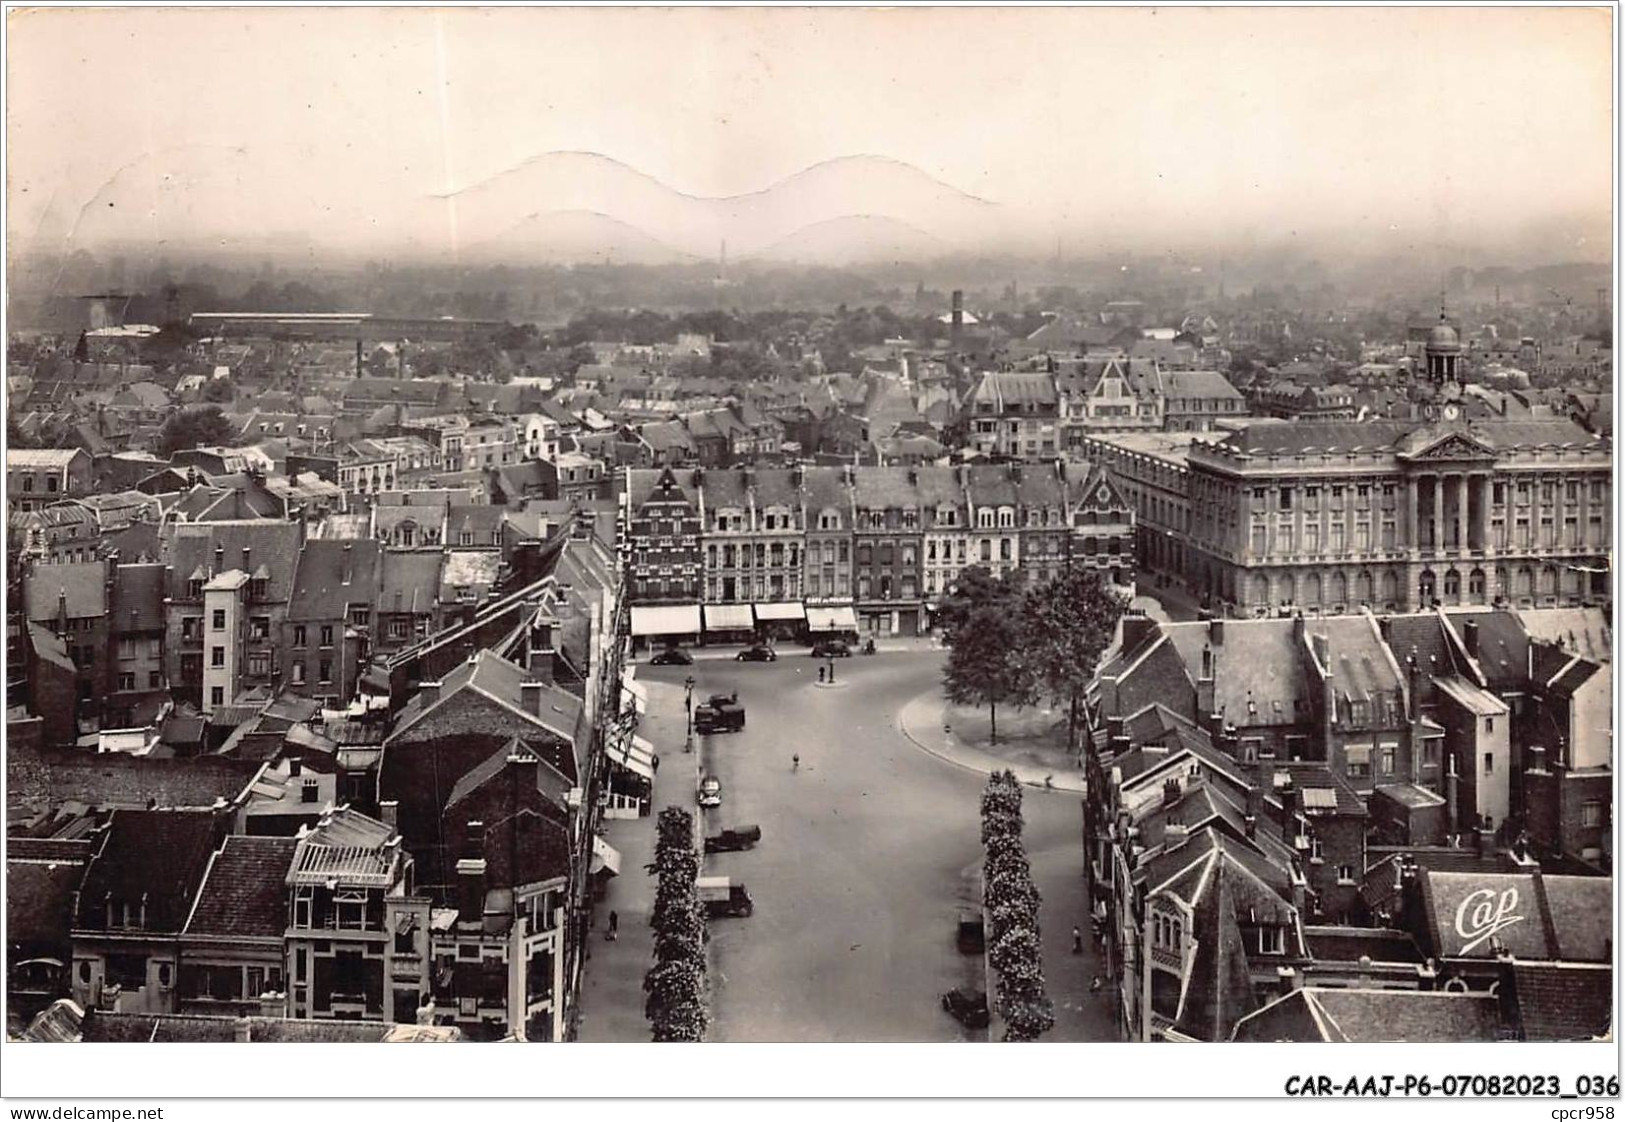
[[632, 636, 942, 664], [897, 689, 1086, 794], [575, 680, 700, 1043]]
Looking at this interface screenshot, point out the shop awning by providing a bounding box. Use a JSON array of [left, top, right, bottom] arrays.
[[607, 733, 657, 780], [806, 605, 858, 631], [621, 674, 648, 716], [703, 603, 755, 630], [591, 836, 623, 877], [630, 604, 701, 637], [754, 602, 806, 622]]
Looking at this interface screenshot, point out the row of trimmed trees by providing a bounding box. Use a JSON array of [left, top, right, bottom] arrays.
[[942, 565, 1126, 747], [643, 806, 709, 1041], [981, 770, 1054, 1041]]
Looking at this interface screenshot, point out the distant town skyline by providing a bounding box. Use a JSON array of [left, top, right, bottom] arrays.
[[7, 7, 1613, 265]]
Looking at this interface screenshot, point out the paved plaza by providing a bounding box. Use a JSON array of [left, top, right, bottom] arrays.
[[578, 648, 1117, 1042]]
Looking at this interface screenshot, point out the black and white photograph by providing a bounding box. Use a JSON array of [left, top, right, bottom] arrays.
[[0, 2, 1617, 1110]]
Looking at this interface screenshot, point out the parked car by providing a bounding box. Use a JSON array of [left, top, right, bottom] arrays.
[[697, 875, 754, 918], [956, 911, 986, 955], [697, 775, 722, 807], [736, 645, 777, 662], [704, 824, 762, 853], [810, 640, 852, 658], [649, 647, 693, 666], [940, 988, 990, 1030]]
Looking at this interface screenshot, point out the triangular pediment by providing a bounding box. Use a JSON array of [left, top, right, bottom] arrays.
[[1404, 431, 1496, 462]]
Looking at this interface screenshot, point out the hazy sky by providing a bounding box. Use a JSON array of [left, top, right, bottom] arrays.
[[7, 6, 1613, 261]]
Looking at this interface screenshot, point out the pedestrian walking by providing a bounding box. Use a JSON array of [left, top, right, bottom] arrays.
[[652, 755, 660, 774], [792, 753, 800, 771], [1072, 925, 1083, 954], [607, 910, 619, 941], [1090, 975, 1102, 994], [818, 666, 826, 683]]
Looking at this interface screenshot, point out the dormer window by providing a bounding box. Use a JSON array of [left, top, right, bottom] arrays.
[[1250, 926, 1286, 956], [188, 579, 204, 598]]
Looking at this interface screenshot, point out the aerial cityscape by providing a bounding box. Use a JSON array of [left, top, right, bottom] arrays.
[[3, 6, 1614, 1053]]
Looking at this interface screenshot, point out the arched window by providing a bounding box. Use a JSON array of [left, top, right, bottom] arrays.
[[1443, 569, 1461, 599], [1355, 570, 1373, 604], [1303, 573, 1322, 607], [1468, 568, 1486, 600], [1419, 569, 1437, 603], [1275, 573, 1295, 604], [1330, 571, 1348, 608], [1381, 570, 1399, 606]]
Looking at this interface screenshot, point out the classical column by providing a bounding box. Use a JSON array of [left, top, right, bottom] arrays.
[[1478, 474, 1493, 552], [1462, 474, 1475, 552], [1431, 474, 1443, 552], [1406, 475, 1419, 550]]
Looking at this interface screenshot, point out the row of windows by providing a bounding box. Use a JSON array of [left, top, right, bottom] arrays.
[[707, 543, 802, 569]]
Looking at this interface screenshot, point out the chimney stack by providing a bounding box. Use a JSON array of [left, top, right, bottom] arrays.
[[1463, 620, 1480, 660], [380, 800, 399, 830], [456, 855, 487, 926], [521, 680, 547, 718], [951, 290, 964, 342], [341, 543, 353, 586]]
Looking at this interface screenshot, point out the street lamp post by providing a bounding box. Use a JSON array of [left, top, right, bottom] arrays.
[[684, 675, 695, 753], [826, 655, 835, 685]]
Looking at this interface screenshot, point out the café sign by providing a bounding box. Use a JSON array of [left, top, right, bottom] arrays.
[[1453, 887, 1524, 955]]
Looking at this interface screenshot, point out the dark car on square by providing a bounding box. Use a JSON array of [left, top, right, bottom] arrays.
[[810, 639, 852, 658], [694, 695, 745, 733], [650, 647, 693, 666], [735, 645, 777, 662]]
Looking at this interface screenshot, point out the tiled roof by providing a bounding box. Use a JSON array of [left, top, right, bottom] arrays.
[[964, 463, 1019, 506], [444, 738, 574, 815], [286, 539, 382, 622], [1445, 609, 1531, 689], [7, 448, 84, 467], [1380, 612, 1467, 697], [184, 836, 298, 939], [1517, 607, 1612, 664], [851, 466, 921, 510], [7, 743, 258, 811], [7, 854, 88, 949], [163, 520, 303, 602], [1274, 762, 1367, 817], [23, 561, 107, 622], [1421, 870, 1610, 961], [1162, 369, 1244, 402], [1303, 615, 1402, 700], [1511, 963, 1613, 1041], [380, 550, 444, 615], [1166, 619, 1307, 728], [971, 371, 1057, 409], [1234, 988, 1502, 1042], [799, 465, 852, 513], [74, 809, 224, 933]]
